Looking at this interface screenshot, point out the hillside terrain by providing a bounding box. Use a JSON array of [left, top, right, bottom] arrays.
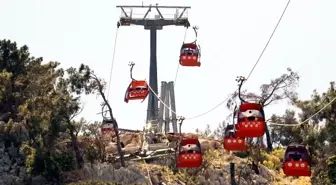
[[0, 122, 311, 185], [0, 39, 335, 185]]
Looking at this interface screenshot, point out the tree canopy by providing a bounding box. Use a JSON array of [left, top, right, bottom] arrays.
[[0, 39, 125, 181]]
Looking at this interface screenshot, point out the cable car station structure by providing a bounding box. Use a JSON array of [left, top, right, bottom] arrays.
[[116, 4, 191, 133]]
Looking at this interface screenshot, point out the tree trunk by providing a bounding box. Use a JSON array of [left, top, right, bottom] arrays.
[[265, 124, 273, 152], [230, 163, 236, 185], [104, 98, 125, 167], [93, 75, 125, 167], [111, 119, 125, 167], [247, 138, 253, 145], [69, 129, 84, 169]]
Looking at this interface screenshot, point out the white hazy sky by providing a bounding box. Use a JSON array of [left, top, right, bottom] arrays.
[[1, 0, 335, 132]]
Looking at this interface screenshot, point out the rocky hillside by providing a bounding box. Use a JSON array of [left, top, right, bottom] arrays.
[[0, 120, 311, 185], [63, 150, 311, 185]]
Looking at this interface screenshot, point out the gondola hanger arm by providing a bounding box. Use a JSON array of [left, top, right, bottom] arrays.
[[192, 25, 199, 43], [233, 105, 238, 132], [129, 61, 135, 80], [236, 76, 247, 103], [101, 102, 108, 119], [177, 116, 185, 135]]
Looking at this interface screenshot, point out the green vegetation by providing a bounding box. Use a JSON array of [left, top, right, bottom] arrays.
[[0, 39, 122, 182]]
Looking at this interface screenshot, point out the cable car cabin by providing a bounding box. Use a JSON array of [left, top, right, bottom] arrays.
[[101, 120, 115, 136], [283, 145, 312, 177], [176, 138, 203, 168], [179, 43, 201, 67], [124, 80, 149, 103], [235, 103, 266, 138], [223, 125, 247, 152]]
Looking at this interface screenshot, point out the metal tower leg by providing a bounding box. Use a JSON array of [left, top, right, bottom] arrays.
[[146, 26, 159, 131], [158, 81, 167, 133], [164, 88, 171, 133], [168, 81, 178, 133]]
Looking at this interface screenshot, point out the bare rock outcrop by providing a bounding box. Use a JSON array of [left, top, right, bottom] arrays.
[[0, 121, 56, 185], [70, 163, 149, 184]]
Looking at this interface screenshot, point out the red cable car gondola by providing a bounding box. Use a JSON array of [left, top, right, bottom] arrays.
[[234, 76, 266, 138], [224, 125, 248, 152], [124, 62, 149, 103], [101, 119, 115, 136], [179, 43, 201, 67], [283, 144, 312, 177], [235, 103, 266, 138], [176, 137, 203, 168], [179, 26, 201, 67], [124, 80, 149, 103]]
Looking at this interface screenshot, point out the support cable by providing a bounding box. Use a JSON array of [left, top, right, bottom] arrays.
[[178, 0, 292, 120], [147, 80, 232, 120], [173, 28, 188, 87], [106, 23, 120, 101], [185, 93, 235, 120], [147, 81, 178, 116], [145, 0, 291, 121], [245, 0, 291, 81], [269, 96, 336, 127]]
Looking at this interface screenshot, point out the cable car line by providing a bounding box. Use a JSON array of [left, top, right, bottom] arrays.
[[109, 3, 318, 175], [186, 93, 235, 120], [245, 0, 291, 81], [146, 80, 178, 116], [115, 1, 291, 121], [179, 26, 201, 67], [147, 78, 234, 120], [269, 96, 336, 127], [124, 63, 149, 103], [106, 24, 120, 101], [173, 28, 188, 87], [183, 0, 292, 120]]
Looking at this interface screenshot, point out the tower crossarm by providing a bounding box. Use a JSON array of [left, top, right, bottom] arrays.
[[116, 5, 191, 29]]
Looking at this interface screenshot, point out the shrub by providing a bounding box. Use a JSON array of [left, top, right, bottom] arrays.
[[296, 177, 312, 185], [85, 144, 99, 164], [261, 148, 285, 171], [20, 142, 36, 175], [327, 155, 336, 184], [52, 152, 76, 172]]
